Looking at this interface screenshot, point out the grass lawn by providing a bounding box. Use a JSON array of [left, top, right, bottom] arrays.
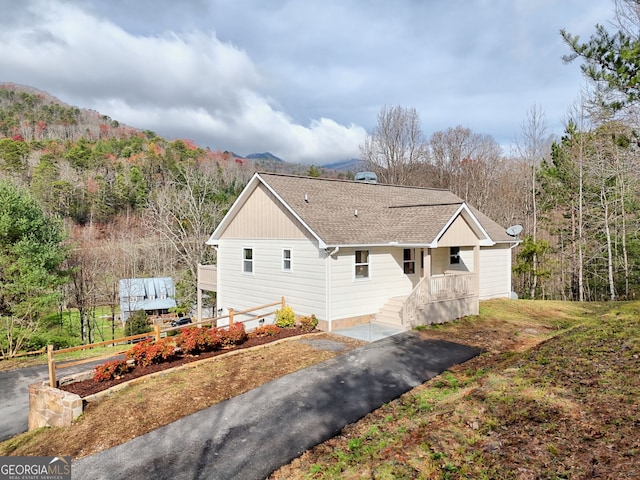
[[2, 299, 639, 479], [270, 299, 640, 479], [0, 306, 128, 371]]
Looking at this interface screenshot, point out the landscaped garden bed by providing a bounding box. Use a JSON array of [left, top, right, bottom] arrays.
[[60, 323, 315, 398]]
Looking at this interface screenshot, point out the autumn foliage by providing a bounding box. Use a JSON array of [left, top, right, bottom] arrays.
[[125, 338, 176, 367], [93, 323, 252, 382], [93, 359, 131, 382]]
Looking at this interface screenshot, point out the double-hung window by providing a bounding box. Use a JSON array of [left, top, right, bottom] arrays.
[[450, 246, 460, 265], [282, 248, 292, 271], [355, 250, 369, 279], [243, 247, 253, 273], [403, 248, 415, 274]]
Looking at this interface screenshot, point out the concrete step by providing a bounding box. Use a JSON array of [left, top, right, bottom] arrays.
[[384, 296, 407, 308], [370, 318, 410, 331], [373, 313, 405, 328]]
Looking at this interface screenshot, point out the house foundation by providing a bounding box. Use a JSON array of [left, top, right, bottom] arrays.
[[410, 297, 478, 328], [321, 314, 375, 332]]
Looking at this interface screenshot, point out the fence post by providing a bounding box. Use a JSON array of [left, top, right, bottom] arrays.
[[229, 308, 234, 328], [154, 324, 161, 342], [47, 345, 56, 388]]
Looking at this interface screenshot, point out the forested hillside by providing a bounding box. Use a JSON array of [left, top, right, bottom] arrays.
[[3, 5, 640, 357], [0, 83, 258, 349], [0, 83, 351, 352]]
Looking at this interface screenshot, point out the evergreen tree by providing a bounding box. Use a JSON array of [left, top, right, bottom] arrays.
[[0, 180, 68, 356], [125, 310, 151, 337]]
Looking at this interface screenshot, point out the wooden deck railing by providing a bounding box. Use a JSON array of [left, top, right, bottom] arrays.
[[47, 297, 286, 388]]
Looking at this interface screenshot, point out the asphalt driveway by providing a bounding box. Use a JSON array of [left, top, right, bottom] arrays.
[[0, 355, 124, 442], [73, 331, 480, 480]]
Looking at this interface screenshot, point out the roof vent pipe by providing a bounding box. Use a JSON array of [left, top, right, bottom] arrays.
[[304, 193, 308, 203], [354, 209, 358, 217]]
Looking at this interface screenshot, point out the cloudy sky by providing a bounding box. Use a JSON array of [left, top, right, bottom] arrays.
[[0, 0, 614, 164]]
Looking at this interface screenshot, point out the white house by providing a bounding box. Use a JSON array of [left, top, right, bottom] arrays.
[[201, 172, 518, 331]]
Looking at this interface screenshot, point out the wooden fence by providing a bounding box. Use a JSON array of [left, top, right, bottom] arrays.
[[0, 347, 46, 361], [47, 297, 285, 388]]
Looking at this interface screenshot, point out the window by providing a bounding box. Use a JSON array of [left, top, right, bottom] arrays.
[[403, 248, 415, 274], [355, 250, 369, 279], [243, 247, 253, 273], [450, 246, 460, 265], [282, 248, 292, 271]]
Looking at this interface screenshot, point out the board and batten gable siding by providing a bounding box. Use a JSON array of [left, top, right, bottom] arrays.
[[328, 247, 413, 320], [216, 238, 327, 322], [437, 215, 479, 247], [219, 183, 308, 240], [478, 244, 512, 299]]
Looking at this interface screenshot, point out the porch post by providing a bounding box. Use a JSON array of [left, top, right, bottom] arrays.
[[473, 245, 480, 296], [196, 264, 203, 328], [425, 248, 432, 298]]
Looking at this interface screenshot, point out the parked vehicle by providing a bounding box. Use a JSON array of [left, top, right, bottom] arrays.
[[171, 317, 192, 327]]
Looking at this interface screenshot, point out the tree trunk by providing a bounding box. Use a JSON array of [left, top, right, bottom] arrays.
[[601, 185, 616, 301]]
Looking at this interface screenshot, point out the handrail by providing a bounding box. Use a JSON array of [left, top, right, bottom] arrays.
[[401, 275, 432, 326]]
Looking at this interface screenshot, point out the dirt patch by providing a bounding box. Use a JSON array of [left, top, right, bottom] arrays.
[[414, 315, 557, 353]]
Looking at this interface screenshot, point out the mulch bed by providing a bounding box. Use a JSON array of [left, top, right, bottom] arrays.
[[60, 327, 314, 398]]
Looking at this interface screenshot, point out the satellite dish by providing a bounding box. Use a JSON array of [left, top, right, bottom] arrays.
[[506, 224, 523, 237]]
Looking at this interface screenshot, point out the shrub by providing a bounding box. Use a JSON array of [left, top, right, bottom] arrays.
[[22, 333, 79, 351], [299, 314, 318, 332], [125, 338, 176, 367], [219, 323, 248, 347], [252, 324, 281, 337], [174, 327, 221, 355], [275, 305, 296, 328], [94, 359, 131, 382], [125, 310, 152, 337]]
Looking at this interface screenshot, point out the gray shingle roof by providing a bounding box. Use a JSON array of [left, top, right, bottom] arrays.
[[257, 173, 512, 246]]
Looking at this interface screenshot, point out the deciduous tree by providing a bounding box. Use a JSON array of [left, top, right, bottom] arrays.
[[360, 105, 428, 185]]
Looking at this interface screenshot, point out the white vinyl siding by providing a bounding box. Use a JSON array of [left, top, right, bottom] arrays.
[[330, 247, 413, 320], [478, 244, 512, 299], [431, 247, 473, 274], [217, 238, 326, 321]]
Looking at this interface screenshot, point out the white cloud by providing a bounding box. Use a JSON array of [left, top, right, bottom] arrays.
[[0, 0, 366, 163], [0, 0, 618, 164]]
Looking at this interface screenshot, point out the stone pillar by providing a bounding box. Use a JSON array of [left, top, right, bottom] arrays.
[[28, 383, 83, 430]]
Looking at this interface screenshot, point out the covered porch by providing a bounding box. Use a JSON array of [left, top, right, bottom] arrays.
[[374, 242, 480, 329]]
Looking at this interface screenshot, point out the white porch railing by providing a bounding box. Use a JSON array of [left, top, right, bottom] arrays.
[[402, 272, 476, 325], [197, 264, 217, 291]]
